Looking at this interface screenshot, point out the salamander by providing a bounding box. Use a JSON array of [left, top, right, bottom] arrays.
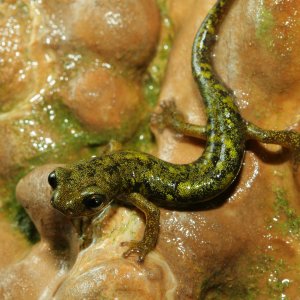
[[49, 0, 300, 262]]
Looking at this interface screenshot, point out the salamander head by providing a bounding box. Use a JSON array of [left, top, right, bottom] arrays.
[[48, 158, 115, 217]]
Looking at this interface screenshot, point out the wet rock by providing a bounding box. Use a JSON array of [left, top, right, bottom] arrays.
[[0, 165, 78, 299], [154, 0, 300, 297], [1, 167, 176, 299], [40, 0, 160, 68], [65, 0, 160, 67], [61, 66, 144, 133], [0, 0, 159, 176], [0, 2, 33, 107], [1, 0, 300, 299], [0, 115, 57, 177], [54, 207, 176, 299], [0, 215, 29, 270]]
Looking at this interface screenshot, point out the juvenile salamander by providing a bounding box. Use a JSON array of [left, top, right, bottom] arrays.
[[49, 0, 300, 262]]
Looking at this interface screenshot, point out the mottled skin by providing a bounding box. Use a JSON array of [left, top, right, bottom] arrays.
[[49, 0, 300, 262]]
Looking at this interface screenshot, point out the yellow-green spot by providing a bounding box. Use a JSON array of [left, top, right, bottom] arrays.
[[223, 138, 233, 149], [230, 148, 238, 159], [166, 194, 173, 201], [177, 182, 192, 198], [212, 134, 221, 143], [222, 96, 238, 112], [206, 18, 215, 35], [226, 118, 235, 128], [200, 63, 212, 70], [201, 70, 212, 79], [213, 83, 226, 92]]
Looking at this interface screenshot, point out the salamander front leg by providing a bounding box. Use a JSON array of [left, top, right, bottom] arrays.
[[121, 193, 160, 263], [246, 122, 300, 171], [152, 100, 207, 139]]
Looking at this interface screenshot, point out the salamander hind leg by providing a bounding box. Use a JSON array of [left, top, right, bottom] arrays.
[[152, 100, 207, 139], [121, 193, 160, 263], [246, 122, 300, 171]]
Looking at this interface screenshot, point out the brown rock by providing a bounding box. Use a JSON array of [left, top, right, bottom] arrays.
[[0, 165, 78, 299], [0, 3, 32, 107], [154, 0, 300, 297], [61, 67, 144, 133], [41, 0, 160, 68], [65, 0, 160, 67], [0, 215, 29, 270], [1, 0, 300, 298], [54, 207, 176, 299]]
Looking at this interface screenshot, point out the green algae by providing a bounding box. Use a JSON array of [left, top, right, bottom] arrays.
[[143, 0, 173, 107], [199, 254, 294, 300], [1, 170, 39, 243], [1, 0, 173, 240], [1, 95, 143, 240], [128, 0, 174, 153], [255, 4, 275, 51], [5, 199, 40, 243], [125, 118, 155, 153], [199, 187, 300, 299], [270, 188, 300, 240], [1, 95, 149, 241]]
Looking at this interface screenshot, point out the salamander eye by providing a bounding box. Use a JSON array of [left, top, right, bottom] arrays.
[[83, 194, 105, 209], [48, 171, 57, 189]]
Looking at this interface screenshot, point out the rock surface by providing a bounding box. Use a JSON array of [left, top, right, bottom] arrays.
[[0, 0, 300, 299], [0, 165, 78, 299], [0, 0, 160, 177]]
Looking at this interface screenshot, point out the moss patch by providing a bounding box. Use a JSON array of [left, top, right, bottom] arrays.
[[143, 0, 173, 107], [255, 4, 275, 51], [270, 188, 300, 239], [1, 0, 172, 245], [199, 254, 293, 300]]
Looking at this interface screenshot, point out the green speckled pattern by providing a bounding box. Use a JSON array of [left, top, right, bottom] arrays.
[[50, 0, 300, 261], [52, 0, 246, 212]]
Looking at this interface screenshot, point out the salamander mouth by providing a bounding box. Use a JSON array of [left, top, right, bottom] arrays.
[[50, 191, 72, 216], [51, 199, 76, 217], [64, 209, 75, 217], [50, 191, 57, 207]]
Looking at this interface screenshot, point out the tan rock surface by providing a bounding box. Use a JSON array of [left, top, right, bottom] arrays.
[[1, 0, 300, 299], [61, 67, 143, 132], [0, 165, 78, 300], [40, 0, 160, 67]]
